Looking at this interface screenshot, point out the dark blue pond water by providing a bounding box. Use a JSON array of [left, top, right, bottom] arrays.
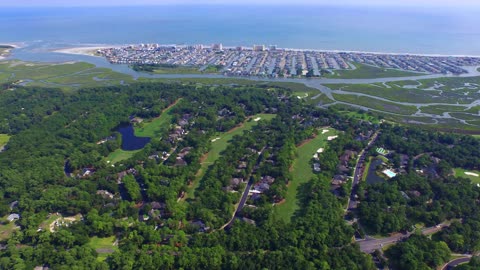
[[366, 158, 386, 185], [118, 125, 150, 151]]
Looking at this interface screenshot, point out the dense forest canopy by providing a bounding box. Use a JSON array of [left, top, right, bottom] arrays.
[[0, 81, 478, 269]]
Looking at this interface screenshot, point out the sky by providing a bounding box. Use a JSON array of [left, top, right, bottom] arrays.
[[1, 0, 479, 7]]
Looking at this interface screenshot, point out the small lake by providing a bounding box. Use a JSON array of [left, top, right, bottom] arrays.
[[366, 158, 386, 185], [118, 124, 151, 151]]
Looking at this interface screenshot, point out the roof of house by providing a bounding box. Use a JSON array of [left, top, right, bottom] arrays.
[[7, 213, 20, 221]]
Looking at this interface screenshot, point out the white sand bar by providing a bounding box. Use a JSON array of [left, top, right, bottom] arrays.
[[54, 46, 114, 56], [322, 129, 329, 134], [465, 172, 479, 177]]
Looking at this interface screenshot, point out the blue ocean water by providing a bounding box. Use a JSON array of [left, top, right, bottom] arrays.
[[1, 5, 480, 55]]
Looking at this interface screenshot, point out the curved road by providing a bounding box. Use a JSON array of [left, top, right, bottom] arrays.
[[357, 221, 452, 253], [441, 257, 472, 270], [220, 146, 266, 230]]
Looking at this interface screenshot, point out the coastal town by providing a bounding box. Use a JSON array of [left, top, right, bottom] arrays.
[[97, 43, 480, 77]]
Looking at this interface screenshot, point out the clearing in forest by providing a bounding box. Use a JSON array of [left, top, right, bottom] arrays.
[[184, 113, 276, 200], [275, 128, 337, 222]]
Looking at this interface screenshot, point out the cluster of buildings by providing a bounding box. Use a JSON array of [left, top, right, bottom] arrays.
[[97, 43, 480, 77]]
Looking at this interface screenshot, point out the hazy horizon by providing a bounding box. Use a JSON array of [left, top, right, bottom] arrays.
[[1, 0, 480, 8]]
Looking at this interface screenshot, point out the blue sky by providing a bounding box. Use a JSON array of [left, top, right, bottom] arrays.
[[2, 0, 480, 7]]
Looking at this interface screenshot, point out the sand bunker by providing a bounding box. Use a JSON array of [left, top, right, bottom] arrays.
[[327, 135, 338, 141]]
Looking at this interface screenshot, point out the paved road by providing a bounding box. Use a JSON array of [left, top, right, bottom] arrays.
[[346, 131, 380, 211], [220, 147, 265, 230], [221, 178, 254, 229], [358, 222, 451, 253], [441, 257, 471, 270], [358, 232, 411, 253]]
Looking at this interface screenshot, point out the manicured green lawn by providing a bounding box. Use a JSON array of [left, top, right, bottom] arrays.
[[341, 111, 381, 124], [134, 99, 181, 138], [105, 100, 180, 164], [88, 236, 118, 261], [106, 149, 141, 164], [185, 113, 276, 200], [454, 168, 480, 184], [324, 63, 423, 79], [275, 128, 337, 222], [362, 157, 373, 181], [0, 134, 10, 147]]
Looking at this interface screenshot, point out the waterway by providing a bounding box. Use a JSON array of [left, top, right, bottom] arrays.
[[5, 43, 480, 123], [117, 124, 151, 151]]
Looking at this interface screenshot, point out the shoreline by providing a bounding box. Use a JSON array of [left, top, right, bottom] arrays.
[[53, 44, 480, 59], [0, 43, 22, 49], [0, 45, 17, 61], [53, 46, 116, 57]]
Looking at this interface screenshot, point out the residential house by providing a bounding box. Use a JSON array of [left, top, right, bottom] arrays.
[[7, 213, 19, 222]]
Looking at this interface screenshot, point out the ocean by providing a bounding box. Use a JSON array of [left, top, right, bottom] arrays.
[[1, 5, 480, 56]]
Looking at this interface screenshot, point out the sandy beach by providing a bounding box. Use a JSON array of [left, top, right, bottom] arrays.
[[0, 43, 21, 60], [54, 46, 115, 57]]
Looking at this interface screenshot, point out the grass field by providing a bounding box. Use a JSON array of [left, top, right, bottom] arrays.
[[153, 66, 203, 74], [106, 149, 141, 164], [324, 63, 423, 79], [105, 100, 180, 163], [449, 112, 480, 121], [185, 113, 277, 200], [362, 157, 373, 181], [341, 111, 381, 124], [88, 236, 118, 261], [0, 61, 134, 90], [274, 128, 336, 222], [134, 99, 181, 138], [39, 213, 61, 230], [420, 105, 468, 115], [0, 134, 10, 148], [454, 168, 480, 184], [326, 82, 468, 104], [135, 64, 221, 74], [332, 94, 418, 115], [0, 222, 17, 241], [0, 218, 19, 241]]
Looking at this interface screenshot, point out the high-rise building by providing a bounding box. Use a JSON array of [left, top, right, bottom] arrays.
[[253, 44, 265, 51], [212, 43, 223, 50]]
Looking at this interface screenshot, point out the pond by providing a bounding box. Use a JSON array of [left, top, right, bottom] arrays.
[[366, 158, 386, 185], [118, 124, 151, 151]]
